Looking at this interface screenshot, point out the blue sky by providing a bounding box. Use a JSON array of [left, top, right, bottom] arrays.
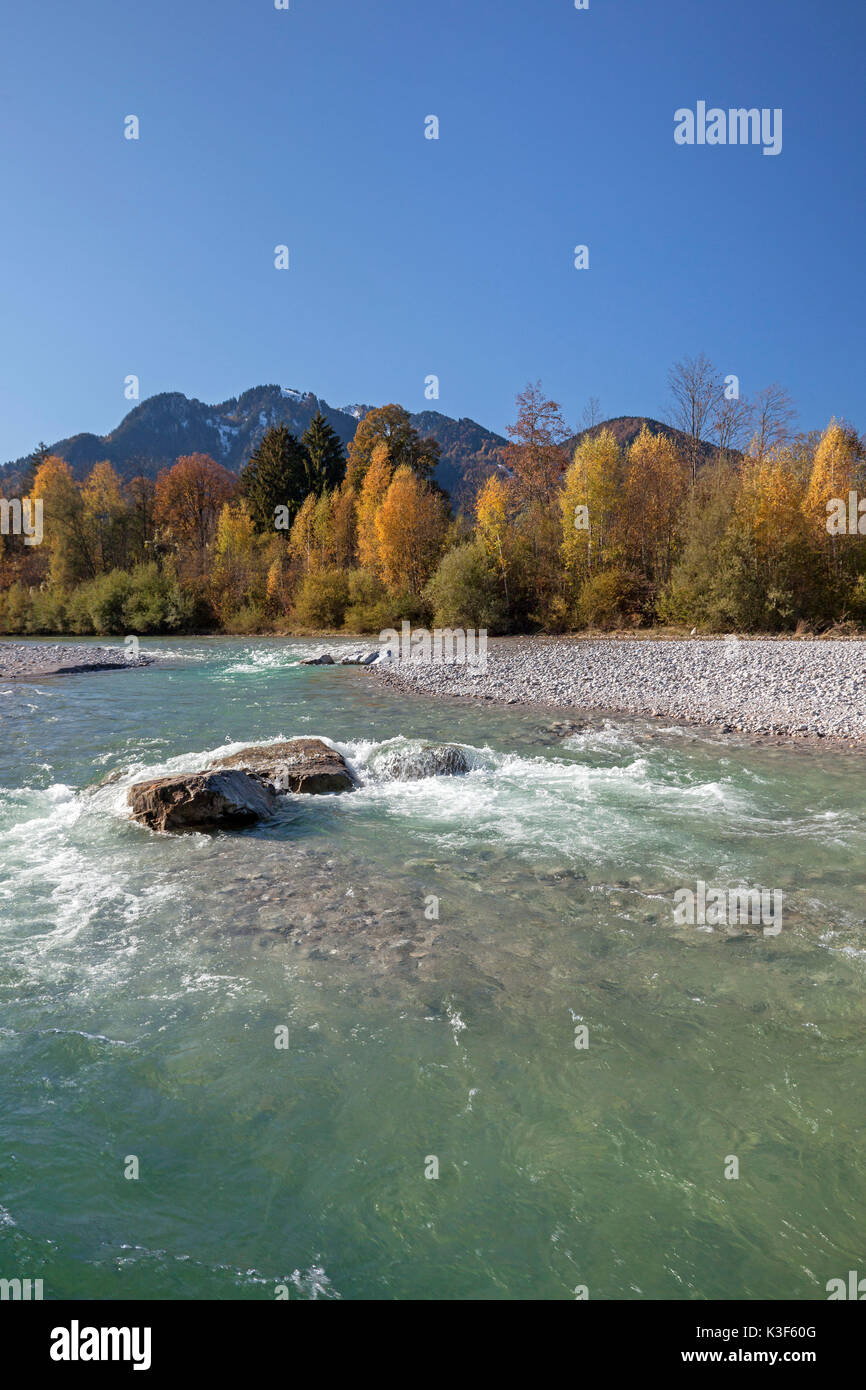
[[1, 0, 864, 461]]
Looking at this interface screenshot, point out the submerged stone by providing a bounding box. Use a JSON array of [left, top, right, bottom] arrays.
[[378, 744, 472, 780]]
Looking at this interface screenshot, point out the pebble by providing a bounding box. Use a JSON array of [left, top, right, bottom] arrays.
[[369, 636, 866, 744], [0, 641, 152, 679]]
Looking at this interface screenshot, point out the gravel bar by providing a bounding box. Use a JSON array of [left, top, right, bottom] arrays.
[[0, 641, 152, 680], [369, 636, 866, 743]]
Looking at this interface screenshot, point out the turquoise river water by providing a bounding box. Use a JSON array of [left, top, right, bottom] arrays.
[[0, 637, 864, 1300]]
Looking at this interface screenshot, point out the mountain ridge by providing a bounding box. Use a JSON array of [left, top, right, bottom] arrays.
[[2, 389, 728, 499], [1, 385, 510, 500]]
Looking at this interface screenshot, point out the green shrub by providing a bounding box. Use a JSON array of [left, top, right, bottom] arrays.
[[64, 584, 97, 634], [291, 568, 350, 630], [86, 570, 133, 633], [26, 587, 70, 634], [122, 563, 204, 632], [0, 581, 30, 633], [575, 568, 651, 629], [341, 569, 430, 633], [223, 601, 268, 633], [424, 540, 510, 633]]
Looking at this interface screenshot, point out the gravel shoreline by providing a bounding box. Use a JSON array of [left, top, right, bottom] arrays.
[[0, 641, 152, 680], [369, 636, 866, 744]]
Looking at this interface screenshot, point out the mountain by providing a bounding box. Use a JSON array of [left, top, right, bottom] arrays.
[[2, 392, 725, 503], [2, 386, 509, 501], [7, 387, 358, 483], [405, 411, 508, 502], [566, 415, 729, 467]]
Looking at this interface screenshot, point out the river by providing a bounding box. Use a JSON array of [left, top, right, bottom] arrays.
[[1, 637, 863, 1299]]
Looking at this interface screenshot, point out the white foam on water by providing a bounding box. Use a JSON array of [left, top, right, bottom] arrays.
[[290, 1262, 341, 1300], [220, 642, 356, 675], [333, 734, 755, 866], [3, 721, 863, 986]]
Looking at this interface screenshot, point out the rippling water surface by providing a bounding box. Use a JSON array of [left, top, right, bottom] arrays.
[[1, 637, 864, 1299]]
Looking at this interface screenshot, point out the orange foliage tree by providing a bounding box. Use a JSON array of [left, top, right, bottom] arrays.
[[154, 454, 237, 569]]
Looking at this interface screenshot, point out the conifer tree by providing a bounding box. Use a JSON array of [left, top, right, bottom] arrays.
[[302, 412, 346, 493], [240, 425, 312, 534]]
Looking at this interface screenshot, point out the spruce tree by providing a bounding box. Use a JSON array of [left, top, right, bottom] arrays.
[[302, 411, 346, 493], [21, 441, 50, 494], [240, 425, 311, 534]]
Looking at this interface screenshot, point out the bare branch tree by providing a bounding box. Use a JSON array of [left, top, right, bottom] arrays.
[[711, 391, 753, 460], [581, 396, 602, 431], [667, 353, 720, 484], [504, 382, 572, 507], [749, 383, 798, 460]]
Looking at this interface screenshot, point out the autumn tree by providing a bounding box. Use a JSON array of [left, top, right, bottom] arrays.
[[475, 473, 511, 610], [803, 420, 864, 590], [21, 441, 52, 494], [312, 491, 336, 568], [212, 501, 257, 619], [732, 449, 813, 626], [266, 552, 292, 617], [803, 420, 860, 527], [356, 442, 394, 573], [32, 455, 93, 585], [560, 428, 623, 584], [375, 465, 450, 595], [622, 426, 689, 588], [81, 461, 127, 573], [288, 493, 318, 571], [154, 453, 237, 571], [126, 476, 157, 563], [345, 404, 440, 490], [504, 382, 571, 508], [330, 480, 357, 569]]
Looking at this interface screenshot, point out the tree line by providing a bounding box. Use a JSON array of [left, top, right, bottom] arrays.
[[1, 365, 864, 637]]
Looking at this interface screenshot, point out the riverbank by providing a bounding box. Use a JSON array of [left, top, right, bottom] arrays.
[[0, 640, 152, 679], [369, 635, 866, 743]]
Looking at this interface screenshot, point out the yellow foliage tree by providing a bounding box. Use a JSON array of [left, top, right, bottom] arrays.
[[375, 465, 449, 594], [803, 420, 859, 532], [802, 420, 864, 584], [474, 473, 511, 606], [475, 474, 508, 559], [737, 449, 806, 554], [356, 442, 393, 574], [266, 553, 290, 616], [313, 491, 335, 568], [623, 426, 689, 585], [288, 493, 318, 571], [32, 455, 93, 585], [81, 460, 126, 572], [330, 480, 357, 569], [213, 501, 257, 614], [560, 428, 623, 583]]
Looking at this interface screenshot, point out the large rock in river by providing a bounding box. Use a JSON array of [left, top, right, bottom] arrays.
[[128, 770, 277, 832], [211, 738, 356, 795]]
